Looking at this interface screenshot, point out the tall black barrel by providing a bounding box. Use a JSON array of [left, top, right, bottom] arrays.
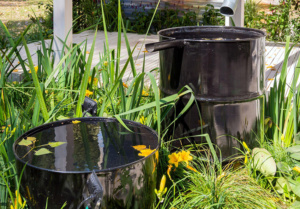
[[146, 26, 265, 159]]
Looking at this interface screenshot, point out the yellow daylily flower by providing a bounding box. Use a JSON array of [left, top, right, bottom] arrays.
[[180, 150, 193, 164], [186, 165, 199, 173], [140, 116, 147, 125], [242, 141, 250, 153], [142, 90, 149, 96], [85, 90, 93, 97], [154, 175, 167, 202], [10, 190, 26, 209], [167, 164, 173, 180], [138, 148, 155, 157], [168, 152, 182, 167], [244, 155, 248, 164], [11, 127, 16, 135], [132, 145, 147, 151], [293, 166, 300, 174], [29, 66, 38, 74], [123, 82, 128, 88]]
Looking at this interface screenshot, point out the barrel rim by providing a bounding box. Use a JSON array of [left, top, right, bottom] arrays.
[[13, 117, 160, 174], [157, 26, 266, 42]]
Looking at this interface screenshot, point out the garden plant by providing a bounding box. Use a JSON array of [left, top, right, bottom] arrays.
[[0, 0, 300, 208]]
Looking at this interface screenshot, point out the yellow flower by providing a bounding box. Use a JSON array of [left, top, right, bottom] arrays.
[[11, 127, 16, 135], [29, 66, 38, 74], [93, 77, 98, 86], [88, 76, 92, 84], [10, 190, 26, 209], [281, 135, 285, 142], [12, 81, 17, 85], [86, 51, 90, 54], [142, 90, 149, 96], [167, 164, 173, 180], [293, 167, 300, 174], [132, 145, 147, 151], [85, 90, 93, 97], [72, 120, 81, 124], [45, 90, 48, 94], [154, 175, 167, 201], [123, 82, 128, 88], [104, 61, 108, 66], [159, 175, 167, 192], [242, 141, 250, 153], [179, 150, 193, 164], [138, 148, 155, 157], [140, 116, 147, 125], [168, 152, 182, 167], [244, 155, 248, 164], [186, 165, 199, 173], [13, 69, 19, 72]]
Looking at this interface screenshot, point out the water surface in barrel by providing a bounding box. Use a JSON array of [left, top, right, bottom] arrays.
[[15, 120, 158, 172]]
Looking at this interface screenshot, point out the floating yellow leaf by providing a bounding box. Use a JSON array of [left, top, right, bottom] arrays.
[[138, 148, 155, 157], [26, 137, 36, 142], [48, 142, 66, 148], [35, 148, 52, 156], [18, 139, 32, 146], [72, 120, 81, 124], [132, 145, 147, 151]]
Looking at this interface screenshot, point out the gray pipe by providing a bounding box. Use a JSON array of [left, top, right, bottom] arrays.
[[220, 0, 239, 16]]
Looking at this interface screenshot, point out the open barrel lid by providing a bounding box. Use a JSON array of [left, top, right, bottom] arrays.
[[13, 117, 159, 173]]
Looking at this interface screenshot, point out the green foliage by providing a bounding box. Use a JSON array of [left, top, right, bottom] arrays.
[[244, 0, 300, 42], [131, 7, 197, 34], [157, 140, 281, 209], [201, 4, 225, 26]]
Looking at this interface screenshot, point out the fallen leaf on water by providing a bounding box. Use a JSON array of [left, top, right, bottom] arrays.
[[72, 120, 81, 124], [138, 148, 155, 157], [132, 145, 147, 151], [35, 148, 52, 156], [26, 137, 36, 142], [48, 142, 66, 148], [18, 139, 32, 146]]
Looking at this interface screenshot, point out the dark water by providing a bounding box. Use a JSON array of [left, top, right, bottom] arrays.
[[15, 120, 158, 172]]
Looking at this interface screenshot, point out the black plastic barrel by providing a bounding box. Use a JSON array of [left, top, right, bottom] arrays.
[[13, 117, 159, 209], [146, 26, 265, 159]]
